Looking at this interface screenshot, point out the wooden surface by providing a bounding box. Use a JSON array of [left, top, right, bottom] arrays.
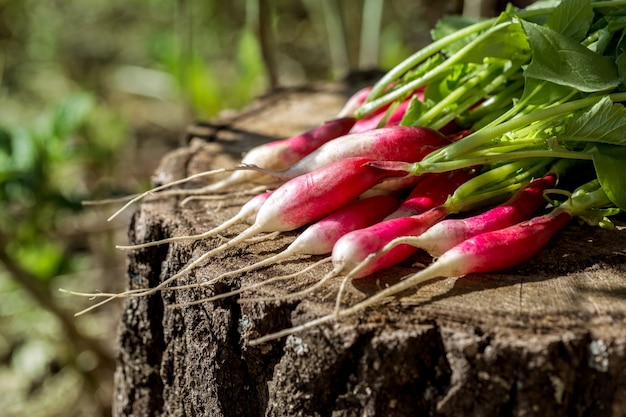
[[113, 83, 626, 417]]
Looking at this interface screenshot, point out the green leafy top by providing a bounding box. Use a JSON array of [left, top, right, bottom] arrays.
[[356, 0, 626, 211]]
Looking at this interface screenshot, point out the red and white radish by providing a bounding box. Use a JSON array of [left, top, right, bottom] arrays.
[[348, 97, 412, 133], [249, 207, 572, 345], [116, 191, 272, 250], [237, 168, 474, 304], [377, 172, 558, 257], [205, 116, 356, 191], [213, 194, 399, 280], [168, 194, 401, 306], [330, 168, 476, 278], [336, 86, 372, 117], [330, 207, 448, 279], [107, 117, 356, 220], [248, 126, 451, 182], [115, 157, 409, 299], [249, 181, 614, 346]]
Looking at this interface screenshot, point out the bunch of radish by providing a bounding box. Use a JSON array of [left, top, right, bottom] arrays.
[[65, 0, 626, 344]]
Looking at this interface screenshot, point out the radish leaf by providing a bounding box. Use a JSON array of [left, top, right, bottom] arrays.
[[544, 0, 593, 41], [458, 21, 530, 65], [526, 0, 561, 11], [519, 77, 576, 108], [400, 95, 433, 126], [521, 20, 620, 92], [563, 96, 626, 145], [617, 51, 626, 88], [592, 143, 626, 210]]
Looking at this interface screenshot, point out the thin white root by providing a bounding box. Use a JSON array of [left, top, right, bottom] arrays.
[[376, 236, 423, 257], [238, 263, 338, 304], [58, 288, 139, 299], [237, 163, 291, 182], [120, 225, 264, 299], [116, 231, 223, 250], [114, 229, 277, 251], [81, 194, 142, 206], [59, 287, 149, 316], [167, 256, 332, 309], [107, 167, 232, 221], [248, 314, 336, 346], [214, 246, 296, 281], [248, 260, 450, 346], [115, 192, 279, 250], [244, 231, 280, 244], [179, 185, 269, 206], [64, 226, 265, 314], [330, 246, 404, 315], [333, 272, 353, 316], [180, 194, 238, 205], [156, 181, 273, 199]]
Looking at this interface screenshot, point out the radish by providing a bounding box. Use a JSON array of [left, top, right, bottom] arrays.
[[348, 97, 412, 134], [249, 125, 452, 183], [236, 168, 475, 304], [239, 159, 552, 305], [336, 180, 613, 313], [336, 86, 372, 117], [205, 116, 356, 191], [106, 117, 355, 220], [108, 157, 410, 300], [385, 169, 476, 220], [242, 159, 543, 301], [205, 195, 399, 281], [109, 124, 447, 222], [249, 180, 617, 346], [116, 191, 272, 251], [330, 168, 476, 278], [376, 172, 558, 258], [331, 207, 449, 279]]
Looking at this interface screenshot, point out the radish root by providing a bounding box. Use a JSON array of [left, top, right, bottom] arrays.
[[108, 165, 268, 221], [168, 256, 333, 309], [238, 263, 339, 304], [248, 261, 450, 346]]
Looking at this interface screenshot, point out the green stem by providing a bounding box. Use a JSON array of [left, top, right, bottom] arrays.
[[426, 92, 626, 163], [464, 76, 525, 128], [569, 179, 613, 210], [444, 159, 552, 212], [447, 160, 536, 200], [429, 61, 524, 130], [357, 20, 516, 117], [358, 0, 626, 118], [592, 0, 626, 8], [364, 19, 496, 102], [414, 150, 591, 174], [460, 139, 542, 156], [411, 63, 503, 128], [359, 6, 559, 117]]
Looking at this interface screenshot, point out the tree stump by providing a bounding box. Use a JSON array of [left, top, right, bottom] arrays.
[[112, 82, 626, 417]]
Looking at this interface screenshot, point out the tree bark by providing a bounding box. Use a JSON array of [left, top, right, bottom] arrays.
[[113, 83, 626, 417]]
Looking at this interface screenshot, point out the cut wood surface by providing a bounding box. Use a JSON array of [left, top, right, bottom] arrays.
[[113, 82, 626, 417]]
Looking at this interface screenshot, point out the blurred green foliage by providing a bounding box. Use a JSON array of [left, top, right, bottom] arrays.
[[0, 0, 464, 415]]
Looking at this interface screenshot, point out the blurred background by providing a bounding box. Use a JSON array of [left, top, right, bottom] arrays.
[[0, 0, 530, 415]]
